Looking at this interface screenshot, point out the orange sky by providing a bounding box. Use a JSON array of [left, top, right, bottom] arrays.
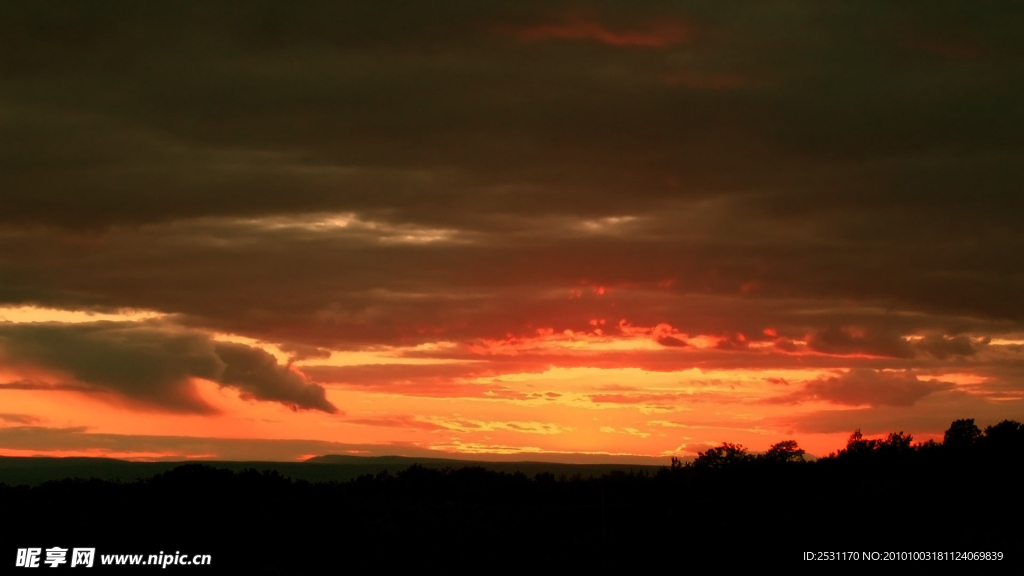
[[1, 304, 1018, 462]]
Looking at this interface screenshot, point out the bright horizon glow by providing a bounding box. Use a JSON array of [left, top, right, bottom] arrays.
[[1, 305, 1012, 462]]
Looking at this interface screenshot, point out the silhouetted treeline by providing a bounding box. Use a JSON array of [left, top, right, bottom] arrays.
[[2, 419, 1021, 571]]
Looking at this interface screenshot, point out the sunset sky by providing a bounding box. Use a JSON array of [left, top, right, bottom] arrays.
[[1, 1, 1021, 463]]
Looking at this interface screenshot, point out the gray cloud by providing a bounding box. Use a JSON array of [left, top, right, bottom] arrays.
[[278, 342, 332, 361], [214, 342, 336, 413], [0, 322, 337, 413], [808, 327, 916, 359], [915, 333, 987, 359], [1, 1, 1021, 230], [768, 368, 956, 407]]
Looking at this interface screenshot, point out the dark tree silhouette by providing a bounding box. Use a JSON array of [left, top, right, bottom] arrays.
[[836, 428, 878, 457], [983, 419, 1024, 445], [692, 442, 749, 468], [761, 440, 805, 463], [944, 418, 982, 449], [879, 431, 913, 452]]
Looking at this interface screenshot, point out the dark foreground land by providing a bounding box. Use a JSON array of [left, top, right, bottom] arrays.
[[2, 419, 1022, 572]]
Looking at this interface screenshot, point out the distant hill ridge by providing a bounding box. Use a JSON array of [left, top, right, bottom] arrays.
[[0, 454, 665, 486], [305, 454, 485, 465]]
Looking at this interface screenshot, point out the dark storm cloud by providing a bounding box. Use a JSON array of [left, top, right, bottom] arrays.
[[0, 1, 1021, 356], [0, 322, 337, 413], [2, 1, 1021, 225], [767, 368, 956, 407]]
